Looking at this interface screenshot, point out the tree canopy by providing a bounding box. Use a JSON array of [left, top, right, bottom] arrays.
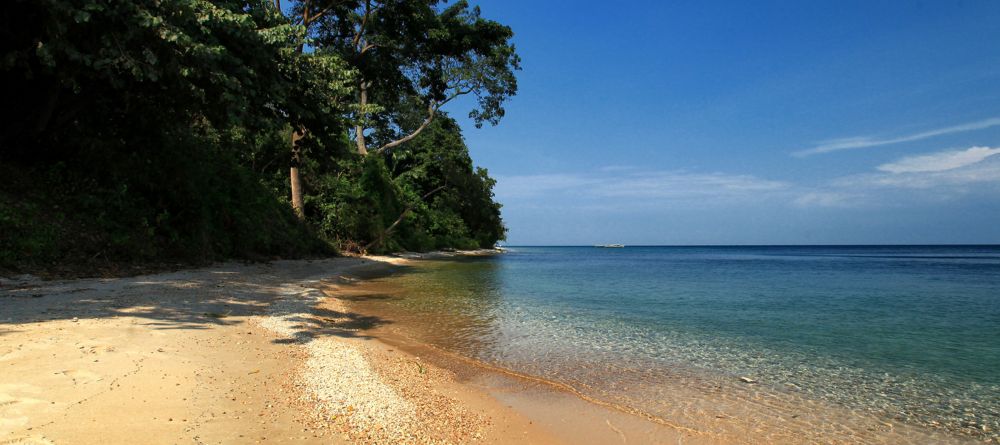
[[290, 0, 520, 155], [0, 0, 516, 273]]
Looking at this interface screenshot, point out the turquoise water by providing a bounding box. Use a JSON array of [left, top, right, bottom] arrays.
[[351, 246, 1000, 442]]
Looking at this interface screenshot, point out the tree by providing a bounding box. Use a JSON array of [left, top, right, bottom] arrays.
[[277, 0, 517, 247], [0, 0, 352, 159], [0, 0, 513, 268], [304, 0, 520, 156], [273, 0, 357, 218], [0, 0, 353, 266], [386, 113, 505, 249]]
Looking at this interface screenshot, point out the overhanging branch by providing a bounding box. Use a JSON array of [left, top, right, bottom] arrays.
[[371, 89, 471, 155]]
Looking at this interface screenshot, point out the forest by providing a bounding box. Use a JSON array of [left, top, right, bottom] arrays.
[[0, 0, 518, 273]]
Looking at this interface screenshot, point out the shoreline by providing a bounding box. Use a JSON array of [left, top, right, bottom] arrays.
[[346, 313, 716, 444], [3, 253, 981, 444], [315, 258, 705, 444], [0, 253, 696, 444], [329, 255, 987, 445], [294, 253, 699, 444]]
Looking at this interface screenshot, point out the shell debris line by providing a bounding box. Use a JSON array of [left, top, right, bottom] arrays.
[[358, 345, 492, 444], [252, 277, 491, 444], [303, 338, 418, 442], [252, 278, 491, 444], [252, 282, 421, 443]]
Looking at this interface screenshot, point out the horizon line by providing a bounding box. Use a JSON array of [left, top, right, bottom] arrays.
[[498, 243, 1000, 247]]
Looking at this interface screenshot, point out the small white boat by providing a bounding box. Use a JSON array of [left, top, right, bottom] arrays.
[[595, 244, 625, 248]]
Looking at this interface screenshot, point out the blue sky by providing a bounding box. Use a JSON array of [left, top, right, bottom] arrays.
[[448, 1, 1000, 245]]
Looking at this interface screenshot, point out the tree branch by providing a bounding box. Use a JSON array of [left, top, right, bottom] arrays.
[[371, 90, 470, 154], [301, 0, 310, 25], [352, 0, 373, 51], [308, 0, 347, 25], [372, 104, 435, 154]]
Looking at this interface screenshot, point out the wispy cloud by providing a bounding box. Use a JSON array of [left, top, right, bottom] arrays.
[[597, 165, 639, 173], [793, 117, 1000, 157], [594, 172, 787, 199], [877, 146, 1000, 173], [792, 192, 859, 208], [494, 173, 598, 199], [855, 161, 1000, 189], [495, 170, 790, 202], [778, 146, 1000, 207], [496, 146, 1000, 213], [828, 146, 1000, 192]]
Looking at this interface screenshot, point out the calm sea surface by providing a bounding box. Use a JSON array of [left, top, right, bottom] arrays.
[[348, 246, 1000, 443]]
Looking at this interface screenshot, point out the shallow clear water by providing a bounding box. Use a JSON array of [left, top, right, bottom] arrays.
[[349, 246, 1000, 443]]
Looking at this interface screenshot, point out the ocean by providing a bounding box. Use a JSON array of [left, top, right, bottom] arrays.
[[347, 246, 1000, 443]]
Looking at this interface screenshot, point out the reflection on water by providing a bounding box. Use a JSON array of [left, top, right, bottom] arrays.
[[346, 247, 1000, 444]]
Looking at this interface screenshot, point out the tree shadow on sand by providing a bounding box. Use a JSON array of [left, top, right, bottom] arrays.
[[0, 259, 408, 341], [268, 304, 394, 344]]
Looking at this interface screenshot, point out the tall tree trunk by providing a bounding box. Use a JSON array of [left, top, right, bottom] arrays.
[[289, 2, 310, 220], [355, 79, 369, 155], [290, 129, 305, 219]]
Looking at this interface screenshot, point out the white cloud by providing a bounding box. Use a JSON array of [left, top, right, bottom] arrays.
[[790, 147, 1000, 206], [793, 117, 1000, 157], [829, 148, 1000, 191], [495, 170, 790, 203], [862, 163, 1000, 189], [597, 165, 638, 172], [494, 173, 598, 198], [496, 148, 1000, 213], [792, 192, 858, 207], [595, 172, 787, 198], [877, 146, 1000, 173]]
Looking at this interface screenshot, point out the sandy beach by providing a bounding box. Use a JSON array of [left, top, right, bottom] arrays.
[[7, 2, 997, 444], [0, 255, 703, 445]]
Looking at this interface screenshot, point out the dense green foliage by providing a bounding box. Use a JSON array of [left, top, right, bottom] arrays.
[[386, 116, 505, 250], [0, 0, 514, 274]]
